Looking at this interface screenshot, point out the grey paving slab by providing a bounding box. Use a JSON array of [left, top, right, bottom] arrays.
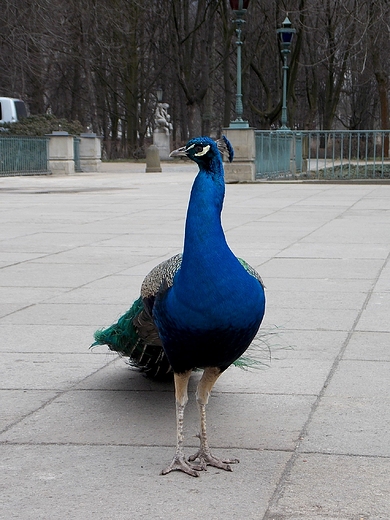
[[0, 251, 48, 267], [60, 219, 186, 237], [215, 359, 338, 396], [374, 265, 390, 292], [267, 453, 390, 519], [353, 195, 390, 209], [0, 445, 289, 520], [72, 274, 145, 300], [259, 257, 384, 280], [32, 247, 156, 267], [276, 241, 390, 259], [321, 359, 389, 399], [1, 286, 69, 304], [1, 324, 101, 353], [344, 331, 390, 360], [300, 358, 390, 457], [42, 283, 142, 305], [1, 170, 390, 520], [95, 233, 183, 251], [264, 305, 359, 331], [300, 395, 390, 457], [0, 303, 31, 318], [0, 353, 111, 389], [261, 329, 349, 360], [268, 289, 368, 311], [356, 292, 390, 332], [266, 275, 375, 294], [0, 302, 126, 326], [258, 211, 339, 224], [0, 232, 116, 254], [0, 390, 58, 431], [300, 219, 390, 244], [0, 261, 124, 288], [226, 223, 319, 243]]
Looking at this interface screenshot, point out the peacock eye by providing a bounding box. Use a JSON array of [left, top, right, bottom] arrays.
[[194, 144, 203, 153]]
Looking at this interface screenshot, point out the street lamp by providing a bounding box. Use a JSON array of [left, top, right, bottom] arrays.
[[229, 0, 250, 128], [276, 16, 296, 130], [156, 86, 163, 103]]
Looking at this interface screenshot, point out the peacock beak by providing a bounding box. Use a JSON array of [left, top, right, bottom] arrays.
[[169, 146, 188, 158]]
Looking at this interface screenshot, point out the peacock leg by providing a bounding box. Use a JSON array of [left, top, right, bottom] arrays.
[[161, 370, 200, 477], [188, 366, 239, 471]]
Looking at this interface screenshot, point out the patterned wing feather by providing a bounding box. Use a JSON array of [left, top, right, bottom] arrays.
[[238, 258, 265, 288], [92, 255, 182, 378]]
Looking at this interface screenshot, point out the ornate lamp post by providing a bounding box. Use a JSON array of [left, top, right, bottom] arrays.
[[229, 0, 250, 128], [276, 16, 296, 130], [156, 86, 163, 103]]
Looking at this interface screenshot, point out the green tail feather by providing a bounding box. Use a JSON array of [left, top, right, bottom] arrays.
[[232, 355, 268, 370], [92, 297, 144, 356], [92, 297, 172, 378]]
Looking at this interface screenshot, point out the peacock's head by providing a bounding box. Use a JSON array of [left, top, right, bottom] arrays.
[[170, 136, 234, 166]]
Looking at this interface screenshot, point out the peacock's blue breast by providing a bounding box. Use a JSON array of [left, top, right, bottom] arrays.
[[153, 262, 265, 373]]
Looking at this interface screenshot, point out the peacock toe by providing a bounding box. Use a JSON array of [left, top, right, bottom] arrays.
[[188, 448, 239, 472], [161, 454, 203, 477]]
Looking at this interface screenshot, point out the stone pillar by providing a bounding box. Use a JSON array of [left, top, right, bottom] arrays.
[[145, 144, 162, 172], [47, 131, 75, 175], [79, 133, 102, 172], [223, 127, 256, 182], [153, 129, 171, 160]]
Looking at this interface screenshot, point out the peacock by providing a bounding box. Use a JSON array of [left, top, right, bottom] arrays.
[[92, 135, 266, 477]]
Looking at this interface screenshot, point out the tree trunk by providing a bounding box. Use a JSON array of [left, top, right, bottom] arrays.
[[375, 71, 389, 155], [187, 102, 203, 138]]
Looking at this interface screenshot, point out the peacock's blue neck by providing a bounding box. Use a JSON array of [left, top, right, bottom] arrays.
[[182, 164, 228, 268]]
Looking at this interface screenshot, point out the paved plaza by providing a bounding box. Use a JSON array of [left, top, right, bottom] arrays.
[[1, 162, 389, 519]]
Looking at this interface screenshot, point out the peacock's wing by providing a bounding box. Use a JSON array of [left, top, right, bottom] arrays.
[[238, 257, 265, 288], [92, 254, 263, 376], [92, 254, 182, 379], [141, 253, 182, 311]]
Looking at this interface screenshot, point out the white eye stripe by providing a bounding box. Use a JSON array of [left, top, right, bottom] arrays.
[[194, 145, 210, 157], [185, 143, 196, 151]]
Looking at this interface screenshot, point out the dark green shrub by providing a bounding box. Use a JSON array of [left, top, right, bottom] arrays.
[[0, 114, 83, 136]]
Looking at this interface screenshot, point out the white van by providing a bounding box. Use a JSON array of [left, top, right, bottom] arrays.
[[0, 97, 28, 124]]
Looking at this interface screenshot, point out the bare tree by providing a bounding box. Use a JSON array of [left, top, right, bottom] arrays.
[[168, 0, 220, 137], [1, 0, 389, 156]]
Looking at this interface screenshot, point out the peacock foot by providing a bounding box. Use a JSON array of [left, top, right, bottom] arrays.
[[188, 448, 239, 472], [161, 453, 202, 477]]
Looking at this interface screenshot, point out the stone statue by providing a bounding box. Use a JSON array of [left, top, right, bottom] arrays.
[[155, 102, 173, 135]]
